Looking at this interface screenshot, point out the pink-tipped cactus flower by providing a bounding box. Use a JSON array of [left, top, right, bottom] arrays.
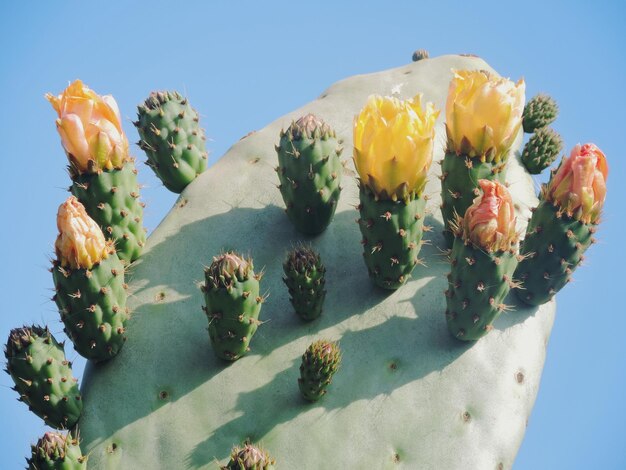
[[548, 143, 608, 224], [46, 80, 129, 174], [462, 180, 517, 251]]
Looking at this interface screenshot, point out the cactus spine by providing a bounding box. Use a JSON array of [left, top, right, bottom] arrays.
[[135, 91, 208, 193], [276, 114, 343, 235], [222, 442, 275, 470], [521, 126, 563, 174], [27, 432, 86, 470], [298, 340, 341, 401], [283, 246, 326, 321], [4, 326, 82, 429], [522, 93, 559, 133], [203, 252, 263, 361]]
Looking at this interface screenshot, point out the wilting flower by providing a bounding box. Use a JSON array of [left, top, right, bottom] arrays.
[[354, 94, 439, 200], [47, 80, 129, 174], [462, 180, 517, 251], [446, 70, 525, 163], [55, 196, 109, 270], [547, 143, 608, 224]]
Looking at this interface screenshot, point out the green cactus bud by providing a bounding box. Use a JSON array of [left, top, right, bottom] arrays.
[[27, 432, 87, 469], [135, 91, 208, 193], [276, 114, 343, 235], [5, 326, 82, 429], [221, 442, 275, 470], [203, 252, 263, 361], [298, 340, 341, 402], [521, 126, 563, 174], [522, 93, 558, 133], [283, 245, 326, 321], [412, 49, 429, 61]]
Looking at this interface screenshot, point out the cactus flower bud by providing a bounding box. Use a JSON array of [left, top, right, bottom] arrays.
[[462, 180, 517, 252], [55, 196, 109, 270], [547, 143, 608, 224], [354, 94, 439, 200], [206, 252, 253, 288], [446, 70, 525, 163], [46, 80, 130, 174]]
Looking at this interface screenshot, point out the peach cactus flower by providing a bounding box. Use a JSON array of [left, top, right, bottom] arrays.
[[46, 80, 129, 174], [354, 94, 439, 200], [462, 180, 518, 251], [446, 70, 525, 163], [55, 196, 109, 270], [547, 143, 608, 224]]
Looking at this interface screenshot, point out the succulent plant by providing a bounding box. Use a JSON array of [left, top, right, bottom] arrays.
[[135, 91, 208, 193], [26, 432, 86, 470], [516, 143, 607, 305], [521, 126, 563, 174], [298, 340, 341, 401], [5, 326, 82, 429], [445, 180, 520, 340], [354, 94, 438, 289], [51, 196, 129, 362], [276, 114, 343, 234], [203, 252, 264, 361], [522, 93, 558, 133], [440, 70, 525, 247], [222, 442, 275, 470], [46, 80, 145, 264], [283, 245, 326, 321]]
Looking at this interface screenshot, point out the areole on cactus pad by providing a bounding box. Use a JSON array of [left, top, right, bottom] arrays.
[[78, 55, 556, 469]]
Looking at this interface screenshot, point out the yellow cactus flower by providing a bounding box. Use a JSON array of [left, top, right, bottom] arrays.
[[547, 143, 608, 224], [462, 180, 518, 251], [354, 94, 439, 200], [46, 80, 129, 174], [55, 196, 109, 270], [446, 70, 525, 163]]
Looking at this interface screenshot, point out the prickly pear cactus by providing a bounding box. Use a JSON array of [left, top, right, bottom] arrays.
[[222, 442, 275, 470], [298, 340, 341, 401], [283, 246, 326, 321], [79, 55, 556, 469], [521, 126, 563, 174], [522, 93, 559, 133], [27, 432, 86, 470]]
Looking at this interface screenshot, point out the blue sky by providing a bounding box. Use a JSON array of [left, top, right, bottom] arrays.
[[0, 1, 624, 468]]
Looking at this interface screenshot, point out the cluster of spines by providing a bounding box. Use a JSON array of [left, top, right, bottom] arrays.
[[27, 432, 87, 469], [275, 114, 343, 235], [283, 245, 326, 321], [4, 326, 82, 429], [135, 91, 208, 193], [221, 441, 275, 470], [298, 340, 341, 402], [202, 253, 264, 361]]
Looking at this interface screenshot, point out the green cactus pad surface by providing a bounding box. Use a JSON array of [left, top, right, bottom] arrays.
[[136, 91, 208, 193], [358, 185, 427, 289], [440, 152, 507, 247], [27, 432, 87, 470], [276, 114, 343, 234], [5, 326, 82, 429], [79, 55, 555, 469], [521, 126, 563, 175], [70, 160, 146, 264], [445, 238, 519, 341], [283, 246, 326, 321], [515, 200, 595, 306], [52, 253, 129, 362]]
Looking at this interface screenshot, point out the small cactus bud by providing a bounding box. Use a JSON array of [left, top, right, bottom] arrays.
[[221, 442, 275, 470], [412, 49, 429, 61], [522, 93, 559, 133], [206, 252, 253, 288], [521, 126, 563, 174], [298, 340, 341, 401]]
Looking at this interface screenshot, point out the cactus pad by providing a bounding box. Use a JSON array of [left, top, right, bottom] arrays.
[[5, 326, 82, 429], [70, 160, 145, 264], [27, 432, 86, 470], [136, 91, 208, 193], [77, 55, 555, 469]]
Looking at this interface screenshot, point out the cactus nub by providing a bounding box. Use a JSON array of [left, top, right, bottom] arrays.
[[521, 126, 563, 174], [203, 252, 263, 361], [276, 114, 343, 235], [5, 326, 82, 429], [283, 245, 326, 321], [522, 93, 559, 133], [412, 49, 429, 61], [221, 442, 275, 470], [298, 340, 341, 401], [135, 91, 208, 193], [27, 432, 87, 469]]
